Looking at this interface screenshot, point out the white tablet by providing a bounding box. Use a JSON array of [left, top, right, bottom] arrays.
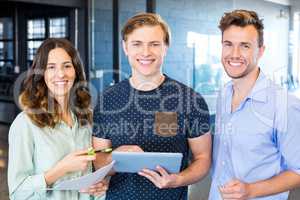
[[112, 151, 183, 173]]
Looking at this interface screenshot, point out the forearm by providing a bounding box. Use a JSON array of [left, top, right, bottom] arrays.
[[44, 164, 67, 186], [175, 133, 212, 187], [248, 171, 300, 198], [175, 156, 211, 187], [9, 173, 48, 199], [93, 152, 113, 170], [92, 137, 113, 170]]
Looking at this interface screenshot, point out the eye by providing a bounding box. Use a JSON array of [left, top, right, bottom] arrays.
[[222, 42, 232, 47], [151, 43, 161, 47], [241, 44, 250, 49], [46, 65, 55, 70], [64, 64, 73, 68], [132, 42, 141, 47]]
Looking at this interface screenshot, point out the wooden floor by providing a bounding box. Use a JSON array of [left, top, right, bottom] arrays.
[[0, 124, 9, 200]]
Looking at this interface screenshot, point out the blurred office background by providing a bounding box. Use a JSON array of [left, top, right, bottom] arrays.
[[0, 0, 300, 199]]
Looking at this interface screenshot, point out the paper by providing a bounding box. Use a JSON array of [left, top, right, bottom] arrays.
[[53, 161, 115, 190]]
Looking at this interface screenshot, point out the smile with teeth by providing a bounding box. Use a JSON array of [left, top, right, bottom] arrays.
[[138, 59, 154, 65], [228, 61, 244, 67], [53, 80, 69, 86]]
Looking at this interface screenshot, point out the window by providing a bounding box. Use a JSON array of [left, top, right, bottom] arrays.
[[27, 19, 45, 66], [27, 19, 45, 39], [0, 17, 14, 74], [26, 17, 68, 67], [50, 17, 67, 38]]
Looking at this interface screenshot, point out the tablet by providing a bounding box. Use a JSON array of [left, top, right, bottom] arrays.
[[112, 152, 183, 173]]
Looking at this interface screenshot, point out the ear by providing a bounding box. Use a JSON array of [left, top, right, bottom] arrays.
[[162, 44, 168, 57], [258, 45, 265, 59], [122, 40, 128, 56]]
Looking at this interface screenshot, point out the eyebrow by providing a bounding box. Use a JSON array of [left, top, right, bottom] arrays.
[[47, 61, 72, 65], [149, 41, 161, 44], [222, 40, 232, 44], [240, 42, 252, 46], [130, 40, 142, 43], [130, 40, 161, 43], [222, 40, 252, 46]]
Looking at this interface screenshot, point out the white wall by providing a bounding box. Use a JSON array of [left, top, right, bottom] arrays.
[[235, 0, 290, 83]]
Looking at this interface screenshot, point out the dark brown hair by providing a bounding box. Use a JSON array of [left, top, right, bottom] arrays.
[[20, 38, 92, 128], [219, 9, 264, 47], [121, 12, 171, 46]]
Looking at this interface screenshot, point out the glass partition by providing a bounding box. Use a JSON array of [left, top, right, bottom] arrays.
[[88, 0, 146, 91], [88, 0, 113, 91]]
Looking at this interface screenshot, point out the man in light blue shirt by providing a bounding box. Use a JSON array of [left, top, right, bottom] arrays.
[[209, 9, 300, 200]]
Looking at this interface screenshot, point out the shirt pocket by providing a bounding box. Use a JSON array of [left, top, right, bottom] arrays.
[[154, 112, 178, 137]]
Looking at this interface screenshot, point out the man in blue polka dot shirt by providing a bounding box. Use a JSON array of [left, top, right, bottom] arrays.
[[92, 12, 212, 200]]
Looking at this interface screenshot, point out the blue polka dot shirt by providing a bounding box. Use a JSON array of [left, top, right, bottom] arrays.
[[93, 76, 210, 200]]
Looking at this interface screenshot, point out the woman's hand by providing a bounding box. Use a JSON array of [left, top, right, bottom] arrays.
[[56, 149, 96, 173], [45, 149, 96, 186], [80, 176, 110, 197]]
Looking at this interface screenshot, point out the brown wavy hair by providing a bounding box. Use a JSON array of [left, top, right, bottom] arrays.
[[19, 38, 92, 128], [219, 9, 264, 47]]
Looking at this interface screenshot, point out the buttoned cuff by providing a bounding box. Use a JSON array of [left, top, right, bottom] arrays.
[[290, 168, 300, 176], [11, 173, 48, 200]]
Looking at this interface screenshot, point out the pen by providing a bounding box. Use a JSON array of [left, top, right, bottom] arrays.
[[85, 147, 113, 155], [94, 147, 113, 153]]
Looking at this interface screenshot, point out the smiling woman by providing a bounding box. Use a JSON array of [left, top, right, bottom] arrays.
[[44, 48, 76, 99], [7, 38, 107, 200], [19, 38, 91, 128]]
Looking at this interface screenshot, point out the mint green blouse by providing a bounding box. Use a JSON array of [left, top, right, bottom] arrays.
[[8, 112, 102, 200]]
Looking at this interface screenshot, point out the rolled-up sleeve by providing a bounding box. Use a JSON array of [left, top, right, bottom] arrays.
[[8, 113, 47, 200], [276, 94, 300, 175], [187, 92, 211, 138]]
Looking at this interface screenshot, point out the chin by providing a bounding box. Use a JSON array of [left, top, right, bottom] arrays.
[[136, 70, 155, 77], [225, 68, 246, 78], [50, 89, 71, 97], [227, 72, 247, 79], [142, 71, 154, 76]]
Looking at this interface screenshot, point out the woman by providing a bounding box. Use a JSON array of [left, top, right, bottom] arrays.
[[8, 38, 106, 199]]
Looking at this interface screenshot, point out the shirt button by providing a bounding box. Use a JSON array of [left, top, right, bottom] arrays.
[[227, 123, 233, 134], [222, 161, 225, 166]]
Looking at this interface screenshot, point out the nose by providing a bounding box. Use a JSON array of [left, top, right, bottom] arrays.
[[231, 46, 241, 58], [141, 44, 150, 56], [56, 66, 65, 78]]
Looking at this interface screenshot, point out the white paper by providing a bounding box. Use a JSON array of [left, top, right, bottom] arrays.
[[53, 161, 115, 190]]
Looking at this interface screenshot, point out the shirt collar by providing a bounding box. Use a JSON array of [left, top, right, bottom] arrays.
[[224, 69, 269, 103], [248, 70, 269, 103]]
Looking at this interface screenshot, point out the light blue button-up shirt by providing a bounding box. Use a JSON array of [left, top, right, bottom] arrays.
[[209, 71, 300, 200]]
